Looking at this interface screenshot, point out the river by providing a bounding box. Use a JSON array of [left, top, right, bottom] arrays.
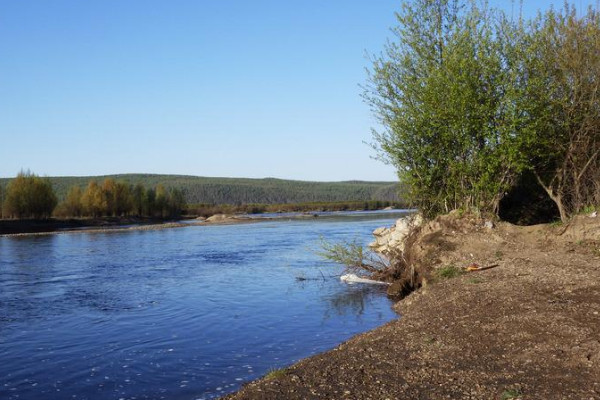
[[0, 210, 407, 399]]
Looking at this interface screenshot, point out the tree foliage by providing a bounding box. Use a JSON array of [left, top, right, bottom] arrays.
[[366, 0, 600, 222], [2, 171, 57, 219], [0, 174, 404, 206], [65, 179, 186, 218], [0, 172, 187, 220], [365, 0, 522, 217], [518, 5, 600, 221]]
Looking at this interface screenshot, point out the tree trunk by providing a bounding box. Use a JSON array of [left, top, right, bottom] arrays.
[[534, 171, 569, 223]]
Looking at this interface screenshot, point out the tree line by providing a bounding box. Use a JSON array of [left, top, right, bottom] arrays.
[[0, 174, 402, 205], [0, 171, 186, 219], [188, 200, 403, 217], [366, 1, 600, 222]]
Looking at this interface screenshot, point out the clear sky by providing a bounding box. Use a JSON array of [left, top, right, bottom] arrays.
[[0, 0, 596, 181]]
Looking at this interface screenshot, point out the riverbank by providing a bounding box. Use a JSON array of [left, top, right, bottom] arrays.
[[0, 217, 192, 237], [223, 214, 600, 399], [0, 209, 409, 237], [0, 214, 313, 237]]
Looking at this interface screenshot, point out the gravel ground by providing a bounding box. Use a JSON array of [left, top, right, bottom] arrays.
[[223, 215, 600, 400]]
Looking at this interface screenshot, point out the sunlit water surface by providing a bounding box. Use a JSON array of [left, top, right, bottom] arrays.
[[0, 211, 407, 399]]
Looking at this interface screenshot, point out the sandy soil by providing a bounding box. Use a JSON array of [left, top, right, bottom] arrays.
[[223, 214, 600, 400]]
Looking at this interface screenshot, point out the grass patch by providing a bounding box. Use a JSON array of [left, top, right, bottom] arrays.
[[495, 250, 503, 259], [549, 220, 563, 227], [468, 277, 483, 284], [501, 388, 522, 399], [436, 265, 464, 280], [581, 205, 597, 214], [264, 367, 288, 380]]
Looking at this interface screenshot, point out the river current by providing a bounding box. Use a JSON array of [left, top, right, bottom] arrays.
[[0, 211, 406, 399]]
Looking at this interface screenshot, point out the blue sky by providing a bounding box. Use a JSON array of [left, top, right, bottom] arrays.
[[0, 1, 596, 181]]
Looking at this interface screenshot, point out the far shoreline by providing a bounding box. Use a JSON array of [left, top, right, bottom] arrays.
[[0, 208, 411, 237]]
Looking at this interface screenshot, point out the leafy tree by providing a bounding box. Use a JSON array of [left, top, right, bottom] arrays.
[[365, 0, 522, 217], [81, 181, 106, 217], [519, 5, 600, 222], [101, 179, 117, 216], [143, 188, 156, 217], [0, 184, 4, 219], [2, 171, 57, 219], [61, 186, 84, 217], [155, 184, 168, 217], [113, 181, 133, 216], [131, 183, 145, 216], [166, 187, 186, 217]]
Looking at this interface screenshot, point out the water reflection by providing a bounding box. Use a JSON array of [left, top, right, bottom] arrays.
[[324, 284, 390, 319]]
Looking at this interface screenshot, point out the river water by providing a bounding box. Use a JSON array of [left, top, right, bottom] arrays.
[[0, 211, 406, 400]]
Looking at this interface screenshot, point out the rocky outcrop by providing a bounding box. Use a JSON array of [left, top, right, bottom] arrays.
[[369, 213, 423, 255]]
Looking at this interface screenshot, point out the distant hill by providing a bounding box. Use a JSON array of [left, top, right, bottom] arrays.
[[0, 174, 403, 205]]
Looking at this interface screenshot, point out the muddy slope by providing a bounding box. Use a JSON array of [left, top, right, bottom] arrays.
[[223, 215, 600, 400]]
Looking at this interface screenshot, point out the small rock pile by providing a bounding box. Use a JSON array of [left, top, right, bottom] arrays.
[[369, 213, 423, 255]]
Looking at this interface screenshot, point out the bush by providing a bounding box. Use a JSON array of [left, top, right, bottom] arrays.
[[2, 171, 57, 219]]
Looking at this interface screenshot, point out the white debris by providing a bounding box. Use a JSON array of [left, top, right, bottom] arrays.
[[340, 274, 390, 285]]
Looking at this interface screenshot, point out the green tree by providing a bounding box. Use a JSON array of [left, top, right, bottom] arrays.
[[101, 179, 117, 216], [166, 187, 186, 217], [0, 184, 4, 219], [2, 171, 58, 219], [519, 5, 600, 222], [143, 188, 156, 217], [62, 186, 84, 217], [131, 183, 146, 216], [155, 184, 168, 217], [365, 0, 522, 217], [113, 181, 133, 216], [81, 181, 106, 217]]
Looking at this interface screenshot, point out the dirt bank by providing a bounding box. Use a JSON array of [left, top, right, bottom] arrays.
[[224, 214, 600, 399]]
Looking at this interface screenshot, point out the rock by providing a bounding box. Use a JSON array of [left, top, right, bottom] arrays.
[[484, 220, 494, 229], [205, 214, 246, 223], [590, 211, 598, 218], [205, 214, 230, 222], [369, 214, 423, 255], [373, 227, 388, 236]]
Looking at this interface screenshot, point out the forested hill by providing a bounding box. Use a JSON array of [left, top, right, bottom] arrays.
[[0, 174, 402, 205]]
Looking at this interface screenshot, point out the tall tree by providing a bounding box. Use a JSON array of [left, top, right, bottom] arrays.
[[131, 183, 145, 216], [101, 179, 117, 216], [2, 171, 57, 219], [155, 184, 168, 217], [81, 181, 106, 217], [519, 5, 600, 222], [0, 184, 4, 219], [113, 181, 133, 216], [365, 0, 522, 217], [62, 186, 84, 217]]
